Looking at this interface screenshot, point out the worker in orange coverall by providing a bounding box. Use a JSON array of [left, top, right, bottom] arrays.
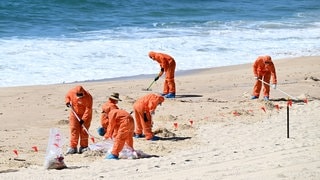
[[133, 93, 165, 141], [251, 55, 277, 101], [65, 85, 93, 154], [104, 109, 135, 160], [149, 51, 176, 98], [97, 92, 121, 137]]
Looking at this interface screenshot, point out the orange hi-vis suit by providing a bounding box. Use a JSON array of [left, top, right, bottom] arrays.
[[105, 109, 135, 157], [65, 86, 93, 149], [149, 51, 176, 94], [133, 94, 165, 140], [252, 55, 277, 98], [100, 99, 119, 135]]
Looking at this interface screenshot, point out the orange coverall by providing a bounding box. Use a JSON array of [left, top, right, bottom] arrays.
[[252, 55, 277, 98], [133, 94, 165, 140], [149, 51, 176, 95], [105, 109, 135, 157], [65, 85, 93, 149], [100, 99, 119, 137]]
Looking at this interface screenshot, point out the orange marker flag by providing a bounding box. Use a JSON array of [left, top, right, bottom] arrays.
[[173, 122, 178, 129], [233, 111, 240, 116], [13, 149, 18, 156], [261, 106, 266, 113], [189, 120, 193, 126], [32, 146, 38, 152], [303, 98, 308, 104], [274, 104, 280, 111], [287, 99, 292, 107]]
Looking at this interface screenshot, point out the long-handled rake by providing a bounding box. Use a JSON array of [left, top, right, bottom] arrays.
[[142, 80, 155, 91], [70, 105, 97, 143]]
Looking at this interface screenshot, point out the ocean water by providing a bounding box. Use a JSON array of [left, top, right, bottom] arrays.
[[0, 0, 319, 87]]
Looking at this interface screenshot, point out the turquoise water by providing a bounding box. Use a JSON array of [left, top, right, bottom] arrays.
[[0, 0, 319, 87]]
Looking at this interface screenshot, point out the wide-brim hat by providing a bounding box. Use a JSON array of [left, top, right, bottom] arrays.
[[109, 92, 122, 101]]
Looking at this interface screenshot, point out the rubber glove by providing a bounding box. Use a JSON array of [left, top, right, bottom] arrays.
[[66, 102, 71, 108]]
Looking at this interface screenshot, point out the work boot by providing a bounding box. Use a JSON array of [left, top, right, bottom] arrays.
[[251, 96, 258, 99], [160, 93, 167, 96], [106, 153, 119, 160], [66, 147, 77, 155], [264, 96, 269, 101], [79, 146, 89, 154], [164, 93, 175, 98], [134, 133, 145, 138], [148, 136, 160, 141]]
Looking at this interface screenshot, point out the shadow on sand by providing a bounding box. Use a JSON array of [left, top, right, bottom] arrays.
[[0, 169, 19, 174], [270, 98, 306, 103], [175, 94, 202, 98], [159, 136, 192, 141]]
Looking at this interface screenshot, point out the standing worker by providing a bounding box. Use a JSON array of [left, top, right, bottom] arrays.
[[133, 93, 164, 141], [104, 109, 135, 160], [65, 85, 93, 154], [97, 92, 121, 137], [149, 51, 176, 98], [251, 55, 277, 101]]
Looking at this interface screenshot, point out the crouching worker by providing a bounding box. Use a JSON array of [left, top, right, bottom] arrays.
[[104, 109, 135, 160], [251, 55, 277, 101], [149, 51, 176, 98], [65, 85, 93, 154], [133, 93, 164, 141], [97, 92, 121, 136]]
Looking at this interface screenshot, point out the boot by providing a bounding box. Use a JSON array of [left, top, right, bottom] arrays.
[[79, 146, 89, 154], [66, 147, 77, 155], [164, 93, 175, 98]]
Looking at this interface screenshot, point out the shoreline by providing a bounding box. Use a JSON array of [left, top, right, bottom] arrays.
[[1, 55, 317, 89]]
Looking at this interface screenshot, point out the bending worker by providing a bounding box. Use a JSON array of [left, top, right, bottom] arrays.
[[104, 109, 135, 160], [65, 85, 93, 154], [133, 93, 165, 141], [149, 51, 176, 98], [97, 92, 121, 137], [251, 55, 277, 101]]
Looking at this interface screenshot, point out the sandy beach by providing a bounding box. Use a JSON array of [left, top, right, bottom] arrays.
[[0, 56, 319, 180]]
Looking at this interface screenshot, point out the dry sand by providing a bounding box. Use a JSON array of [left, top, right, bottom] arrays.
[[0, 56, 319, 180]]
